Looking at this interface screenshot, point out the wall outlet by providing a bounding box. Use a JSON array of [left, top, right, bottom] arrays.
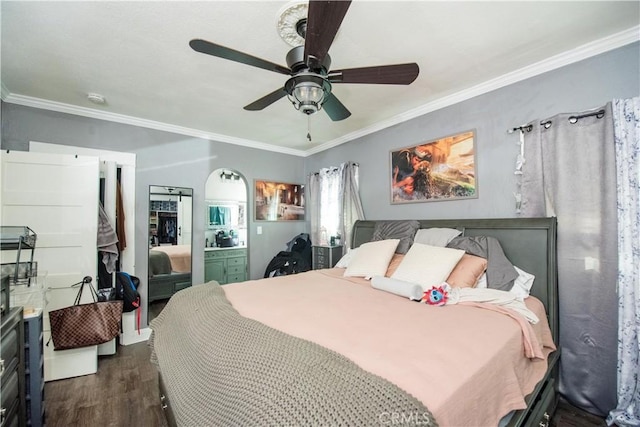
[[257, 226, 263, 235], [584, 256, 599, 271]]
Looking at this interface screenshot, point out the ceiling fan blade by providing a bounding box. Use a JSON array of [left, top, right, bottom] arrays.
[[304, 0, 352, 69], [244, 88, 288, 111], [323, 93, 351, 121], [190, 39, 291, 75], [328, 63, 419, 85]]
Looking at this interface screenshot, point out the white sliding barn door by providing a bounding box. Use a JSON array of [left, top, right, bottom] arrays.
[[178, 196, 192, 246], [28, 142, 145, 346], [28, 141, 136, 274], [0, 151, 100, 381]]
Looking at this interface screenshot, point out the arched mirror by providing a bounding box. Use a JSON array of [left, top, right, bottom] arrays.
[[204, 169, 248, 285], [148, 185, 193, 322]]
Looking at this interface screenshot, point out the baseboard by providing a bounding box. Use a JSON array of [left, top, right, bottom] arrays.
[[119, 310, 151, 345], [120, 327, 151, 345]]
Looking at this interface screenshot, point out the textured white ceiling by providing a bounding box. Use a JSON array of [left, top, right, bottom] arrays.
[[2, 1, 639, 155]]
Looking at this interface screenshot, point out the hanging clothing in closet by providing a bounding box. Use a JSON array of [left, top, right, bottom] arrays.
[[158, 212, 178, 245], [98, 203, 119, 274], [116, 181, 127, 251]]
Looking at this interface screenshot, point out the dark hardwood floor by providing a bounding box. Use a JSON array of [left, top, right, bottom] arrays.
[[552, 400, 607, 427], [45, 342, 167, 427], [45, 342, 607, 427], [148, 298, 169, 324]]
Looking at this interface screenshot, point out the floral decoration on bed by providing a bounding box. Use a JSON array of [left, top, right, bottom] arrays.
[[423, 284, 449, 306]]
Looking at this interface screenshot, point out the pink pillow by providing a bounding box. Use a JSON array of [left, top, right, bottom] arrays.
[[385, 254, 405, 277], [446, 254, 488, 288]]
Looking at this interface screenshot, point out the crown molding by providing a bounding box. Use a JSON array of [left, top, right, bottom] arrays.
[[306, 25, 640, 156], [2, 26, 637, 158], [2, 93, 308, 157]]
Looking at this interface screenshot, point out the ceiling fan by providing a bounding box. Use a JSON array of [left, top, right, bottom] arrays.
[[189, 0, 419, 121]]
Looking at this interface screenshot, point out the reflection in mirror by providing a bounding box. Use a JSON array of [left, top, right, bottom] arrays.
[[148, 185, 193, 323], [208, 203, 245, 227], [208, 203, 246, 228], [204, 169, 249, 285]]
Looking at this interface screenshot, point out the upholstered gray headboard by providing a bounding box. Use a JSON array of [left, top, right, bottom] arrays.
[[351, 217, 558, 344]]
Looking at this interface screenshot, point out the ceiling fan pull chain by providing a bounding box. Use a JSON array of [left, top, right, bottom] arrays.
[[307, 115, 312, 142]]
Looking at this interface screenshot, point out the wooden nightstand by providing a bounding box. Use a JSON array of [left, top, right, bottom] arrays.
[[312, 245, 343, 269]]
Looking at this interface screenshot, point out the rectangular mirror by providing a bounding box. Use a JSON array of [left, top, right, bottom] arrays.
[[148, 185, 193, 323], [206, 201, 246, 229]]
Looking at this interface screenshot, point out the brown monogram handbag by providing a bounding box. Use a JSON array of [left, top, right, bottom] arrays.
[[48, 277, 123, 351]]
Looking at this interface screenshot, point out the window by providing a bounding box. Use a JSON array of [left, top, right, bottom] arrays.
[[308, 162, 363, 248], [319, 168, 341, 244]]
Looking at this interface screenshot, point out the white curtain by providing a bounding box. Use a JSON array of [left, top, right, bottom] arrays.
[[607, 97, 640, 427], [307, 162, 365, 248], [520, 103, 618, 416]]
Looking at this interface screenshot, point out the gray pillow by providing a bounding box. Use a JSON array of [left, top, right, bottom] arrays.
[[371, 220, 420, 254], [414, 227, 462, 247]]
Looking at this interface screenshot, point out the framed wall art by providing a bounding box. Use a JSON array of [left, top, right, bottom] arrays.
[[254, 180, 305, 221], [390, 130, 477, 204]]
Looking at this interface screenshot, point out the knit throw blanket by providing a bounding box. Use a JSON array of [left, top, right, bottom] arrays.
[[150, 283, 437, 427]]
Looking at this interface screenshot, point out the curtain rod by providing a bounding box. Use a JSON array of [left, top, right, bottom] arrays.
[[507, 109, 606, 133], [311, 162, 359, 176]]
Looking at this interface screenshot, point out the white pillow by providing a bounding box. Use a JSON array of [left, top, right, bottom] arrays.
[[335, 248, 358, 268], [475, 273, 487, 288], [475, 266, 535, 299], [390, 243, 465, 290], [371, 276, 424, 300], [413, 227, 462, 247], [344, 240, 400, 279], [511, 266, 535, 299]]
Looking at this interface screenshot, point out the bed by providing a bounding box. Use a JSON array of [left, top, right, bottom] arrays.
[[151, 245, 191, 273], [148, 246, 192, 303], [150, 217, 559, 427]]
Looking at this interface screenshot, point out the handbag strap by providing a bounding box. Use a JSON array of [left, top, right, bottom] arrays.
[[73, 276, 97, 305]]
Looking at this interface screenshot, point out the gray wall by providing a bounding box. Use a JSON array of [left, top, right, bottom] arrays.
[[305, 42, 640, 221], [1, 105, 306, 325]]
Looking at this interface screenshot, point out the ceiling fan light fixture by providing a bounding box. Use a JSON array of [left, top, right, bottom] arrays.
[[285, 74, 331, 116], [293, 82, 324, 114]]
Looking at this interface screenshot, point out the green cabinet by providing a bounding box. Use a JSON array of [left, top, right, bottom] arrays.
[[205, 258, 226, 284], [205, 248, 247, 284]]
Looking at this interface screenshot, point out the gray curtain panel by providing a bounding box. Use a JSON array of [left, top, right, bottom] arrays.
[[307, 172, 322, 246], [339, 162, 365, 251], [520, 103, 618, 416]]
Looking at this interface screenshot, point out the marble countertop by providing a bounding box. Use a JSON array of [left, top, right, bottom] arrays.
[[205, 245, 247, 251]]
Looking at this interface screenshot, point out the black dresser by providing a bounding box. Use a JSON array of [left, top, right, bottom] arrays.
[[1, 307, 25, 427], [312, 245, 343, 269], [23, 311, 44, 426]]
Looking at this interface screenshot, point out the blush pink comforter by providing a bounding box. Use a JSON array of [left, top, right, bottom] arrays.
[[151, 245, 191, 273], [223, 268, 556, 427]]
